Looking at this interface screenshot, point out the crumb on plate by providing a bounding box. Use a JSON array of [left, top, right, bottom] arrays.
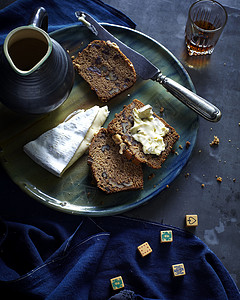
[[186, 141, 191, 149]]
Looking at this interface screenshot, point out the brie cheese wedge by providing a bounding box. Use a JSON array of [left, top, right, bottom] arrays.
[[24, 105, 109, 177]]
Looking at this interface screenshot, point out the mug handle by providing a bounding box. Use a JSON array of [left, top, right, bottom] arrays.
[[29, 7, 48, 32]]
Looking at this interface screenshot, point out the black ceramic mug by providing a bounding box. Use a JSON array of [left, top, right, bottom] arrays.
[[0, 7, 75, 114]]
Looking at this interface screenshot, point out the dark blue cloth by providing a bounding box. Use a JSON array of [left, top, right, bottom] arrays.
[[0, 0, 136, 45], [0, 216, 239, 299]]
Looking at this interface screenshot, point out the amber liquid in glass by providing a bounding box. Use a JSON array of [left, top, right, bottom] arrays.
[[186, 20, 217, 55]]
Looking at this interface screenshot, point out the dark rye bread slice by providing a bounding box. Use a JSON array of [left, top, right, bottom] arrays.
[[107, 99, 180, 169], [88, 128, 143, 194], [73, 40, 136, 102]]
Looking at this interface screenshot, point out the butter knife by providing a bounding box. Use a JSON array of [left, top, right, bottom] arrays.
[[75, 11, 221, 122]]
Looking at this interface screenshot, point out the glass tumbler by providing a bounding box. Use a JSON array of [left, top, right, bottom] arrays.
[[185, 0, 228, 56]]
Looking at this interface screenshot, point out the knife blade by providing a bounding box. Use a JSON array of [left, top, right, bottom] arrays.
[[75, 11, 221, 122]]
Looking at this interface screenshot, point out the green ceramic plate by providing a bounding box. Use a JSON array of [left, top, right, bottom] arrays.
[[0, 24, 198, 216]]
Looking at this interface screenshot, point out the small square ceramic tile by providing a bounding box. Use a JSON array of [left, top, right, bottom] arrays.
[[137, 242, 152, 257], [160, 230, 173, 243], [186, 214, 198, 227], [110, 276, 124, 290], [172, 263, 186, 277]]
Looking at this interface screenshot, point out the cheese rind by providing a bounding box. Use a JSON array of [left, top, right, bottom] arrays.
[[24, 105, 109, 177], [64, 105, 109, 173]]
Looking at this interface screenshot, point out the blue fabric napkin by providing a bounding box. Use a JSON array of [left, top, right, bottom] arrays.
[[0, 0, 136, 45], [0, 216, 239, 299]]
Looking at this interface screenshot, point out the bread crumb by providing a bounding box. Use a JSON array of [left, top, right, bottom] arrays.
[[210, 136, 219, 146], [201, 184, 205, 188], [186, 141, 191, 148], [185, 173, 190, 178], [216, 176, 222, 182], [148, 173, 155, 180], [166, 185, 169, 188], [233, 178, 236, 182], [160, 107, 165, 113], [179, 144, 183, 149]]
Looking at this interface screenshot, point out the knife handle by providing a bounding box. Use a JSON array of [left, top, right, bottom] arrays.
[[156, 74, 221, 122]]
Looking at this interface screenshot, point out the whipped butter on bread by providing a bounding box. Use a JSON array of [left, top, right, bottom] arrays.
[[130, 104, 169, 155], [24, 105, 109, 177]]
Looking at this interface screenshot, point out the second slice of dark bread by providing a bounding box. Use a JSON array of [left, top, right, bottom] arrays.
[[88, 128, 143, 194]]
